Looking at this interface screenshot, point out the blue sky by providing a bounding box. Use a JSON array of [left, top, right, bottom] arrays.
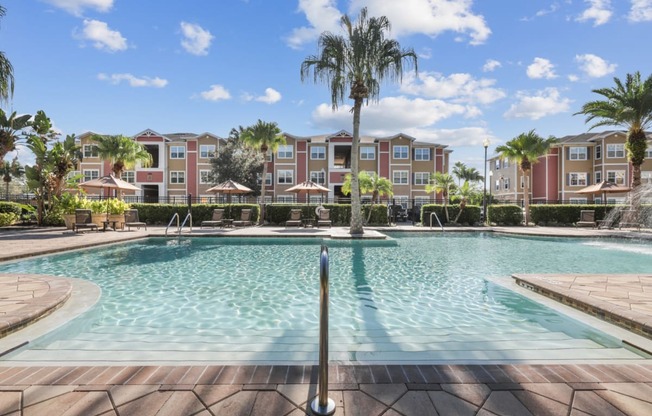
[[3, 0, 652, 173]]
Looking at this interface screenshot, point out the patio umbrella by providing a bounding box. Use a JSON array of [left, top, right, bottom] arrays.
[[79, 174, 141, 216], [285, 180, 330, 204], [206, 179, 252, 203], [576, 180, 630, 204]]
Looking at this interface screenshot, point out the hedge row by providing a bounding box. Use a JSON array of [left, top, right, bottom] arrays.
[[529, 204, 611, 226], [130, 203, 260, 225], [487, 205, 523, 226], [265, 203, 388, 226], [420, 204, 482, 226]]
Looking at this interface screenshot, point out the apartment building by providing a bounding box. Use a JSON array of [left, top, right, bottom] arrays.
[[75, 129, 450, 205], [489, 131, 652, 204]]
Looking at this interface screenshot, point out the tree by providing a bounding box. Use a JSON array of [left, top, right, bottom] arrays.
[[452, 161, 483, 185], [48, 134, 82, 199], [575, 71, 652, 189], [342, 171, 393, 224], [301, 7, 417, 235], [0, 6, 14, 104], [0, 157, 23, 199], [0, 109, 31, 162], [210, 130, 264, 199], [240, 120, 285, 225], [495, 130, 557, 226], [93, 134, 152, 179], [451, 181, 476, 223], [426, 172, 455, 223]]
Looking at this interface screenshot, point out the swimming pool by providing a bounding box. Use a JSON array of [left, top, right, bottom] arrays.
[[1, 232, 651, 364]]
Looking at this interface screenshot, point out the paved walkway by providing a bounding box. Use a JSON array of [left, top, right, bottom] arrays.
[[0, 225, 652, 415]]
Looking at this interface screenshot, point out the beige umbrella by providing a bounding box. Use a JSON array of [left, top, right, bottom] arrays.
[[576, 180, 630, 204], [286, 180, 330, 203], [206, 179, 252, 203], [79, 174, 141, 216]]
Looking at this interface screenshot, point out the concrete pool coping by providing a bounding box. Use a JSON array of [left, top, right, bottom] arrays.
[[1, 225, 652, 414]]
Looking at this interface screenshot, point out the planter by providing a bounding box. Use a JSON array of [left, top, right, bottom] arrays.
[[109, 214, 125, 230], [63, 214, 76, 230], [91, 213, 108, 227]]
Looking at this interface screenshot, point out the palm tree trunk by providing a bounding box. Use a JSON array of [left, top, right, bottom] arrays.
[[259, 151, 268, 225], [523, 169, 530, 226], [349, 99, 364, 235]]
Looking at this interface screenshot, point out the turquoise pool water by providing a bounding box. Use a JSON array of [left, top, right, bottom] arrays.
[[1, 232, 652, 364]]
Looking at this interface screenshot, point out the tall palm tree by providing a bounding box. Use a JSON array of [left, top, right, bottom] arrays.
[[452, 161, 483, 185], [300, 7, 417, 235], [0, 109, 31, 162], [240, 119, 285, 225], [452, 181, 476, 223], [342, 171, 393, 224], [93, 134, 152, 178], [495, 130, 557, 226], [0, 157, 23, 199], [0, 6, 14, 104], [426, 172, 455, 223], [575, 71, 652, 188], [48, 134, 82, 198]]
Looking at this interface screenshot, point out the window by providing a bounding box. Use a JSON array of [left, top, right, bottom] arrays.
[[277, 169, 294, 184], [414, 172, 429, 185], [256, 173, 272, 186], [393, 145, 409, 159], [495, 179, 500, 191], [503, 178, 510, 189], [606, 170, 625, 184], [277, 145, 293, 159], [595, 171, 602, 184], [595, 145, 602, 160], [569, 198, 587, 204], [121, 171, 135, 184], [83, 144, 98, 158], [360, 146, 375, 160], [170, 171, 185, 184], [144, 144, 159, 168], [277, 195, 294, 203], [569, 147, 587, 160], [415, 196, 430, 206], [642, 171, 652, 184], [200, 145, 215, 159], [569, 172, 587, 186], [607, 143, 625, 158], [67, 170, 81, 183], [414, 148, 430, 161], [310, 146, 326, 160], [83, 169, 99, 182], [520, 176, 529, 189], [503, 159, 509, 168], [646, 147, 652, 159], [199, 170, 211, 184], [310, 170, 326, 184], [392, 170, 409, 184], [495, 160, 501, 170], [170, 146, 185, 159]]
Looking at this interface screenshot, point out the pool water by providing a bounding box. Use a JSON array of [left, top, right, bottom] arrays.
[[1, 232, 652, 364]]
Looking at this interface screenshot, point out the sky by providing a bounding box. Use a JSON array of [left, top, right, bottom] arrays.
[[2, 0, 652, 174]]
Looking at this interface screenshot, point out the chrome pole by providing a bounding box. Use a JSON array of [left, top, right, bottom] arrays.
[[311, 245, 335, 415]]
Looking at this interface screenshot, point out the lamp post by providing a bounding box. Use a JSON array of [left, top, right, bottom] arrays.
[[482, 138, 490, 224]]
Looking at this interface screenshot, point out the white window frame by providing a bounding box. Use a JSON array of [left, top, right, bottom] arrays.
[[415, 196, 430, 205], [277, 145, 294, 159], [503, 159, 510, 168], [642, 171, 652, 184], [83, 144, 99, 158], [595, 171, 602, 184], [569, 147, 588, 160], [646, 146, 652, 159], [495, 179, 500, 191], [606, 170, 625, 185], [68, 170, 81, 183], [277, 169, 294, 184], [503, 178, 510, 189], [83, 169, 99, 182], [414, 148, 431, 161], [392, 170, 409, 185], [606, 143, 625, 158], [495, 160, 501, 170], [360, 146, 376, 160], [310, 170, 326, 185], [595, 145, 602, 160], [170, 171, 185, 184], [414, 172, 429, 185], [170, 146, 185, 159], [569, 198, 588, 204], [121, 171, 135, 184], [569, 172, 587, 186], [277, 195, 295, 203], [393, 145, 409, 159], [199, 145, 216, 159], [310, 146, 326, 160], [199, 170, 211, 184]]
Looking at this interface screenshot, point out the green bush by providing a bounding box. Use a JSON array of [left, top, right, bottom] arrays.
[[529, 204, 613, 226], [130, 203, 259, 225], [0, 212, 18, 226], [0, 201, 22, 216], [421, 204, 482, 226], [487, 205, 523, 225]]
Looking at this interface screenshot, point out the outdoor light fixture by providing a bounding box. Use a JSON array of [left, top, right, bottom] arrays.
[[482, 138, 490, 224]]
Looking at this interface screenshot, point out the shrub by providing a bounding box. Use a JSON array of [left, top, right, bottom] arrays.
[[0, 212, 18, 226], [488, 205, 523, 225], [529, 204, 612, 226], [130, 203, 259, 225], [420, 204, 482, 226], [0, 201, 22, 216]]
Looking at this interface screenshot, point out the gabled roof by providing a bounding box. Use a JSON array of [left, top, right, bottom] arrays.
[[132, 129, 169, 141]]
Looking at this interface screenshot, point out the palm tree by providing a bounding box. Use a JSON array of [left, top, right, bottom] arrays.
[[93, 134, 152, 178], [342, 171, 393, 224], [575, 71, 652, 188], [240, 120, 285, 225], [0, 6, 14, 104], [0, 157, 23, 199], [452, 181, 476, 223], [48, 134, 83, 198], [300, 7, 417, 235], [0, 109, 31, 162], [495, 130, 557, 226], [426, 172, 455, 223], [452, 161, 483, 185]]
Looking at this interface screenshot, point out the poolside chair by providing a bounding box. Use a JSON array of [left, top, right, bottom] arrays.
[[124, 209, 147, 231], [618, 210, 642, 231], [201, 209, 225, 228], [233, 209, 252, 227], [576, 210, 596, 227], [285, 209, 302, 227], [317, 208, 331, 228], [72, 209, 98, 233]]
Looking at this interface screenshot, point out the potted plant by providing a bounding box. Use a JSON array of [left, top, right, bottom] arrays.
[[90, 199, 109, 227], [106, 198, 129, 230], [58, 193, 90, 229]]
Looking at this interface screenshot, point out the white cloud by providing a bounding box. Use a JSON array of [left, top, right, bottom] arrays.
[[285, 0, 342, 49], [97, 73, 168, 88], [504, 88, 571, 120], [199, 85, 231, 101], [568, 74, 580, 82], [400, 71, 506, 105], [255, 88, 282, 104], [76, 19, 127, 52], [576, 0, 612, 26], [575, 53, 616, 78], [180, 22, 214, 56], [42, 0, 113, 16], [401, 126, 496, 148], [526, 57, 557, 79], [629, 0, 652, 22], [482, 59, 501, 72]]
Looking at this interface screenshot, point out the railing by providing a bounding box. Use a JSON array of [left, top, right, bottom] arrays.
[[429, 212, 444, 231], [165, 213, 179, 236], [311, 245, 335, 416], [165, 212, 192, 236], [180, 213, 192, 234]]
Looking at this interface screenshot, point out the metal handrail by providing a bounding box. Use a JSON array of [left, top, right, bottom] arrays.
[[179, 213, 192, 235], [311, 245, 335, 416], [429, 212, 444, 231], [165, 213, 179, 236]]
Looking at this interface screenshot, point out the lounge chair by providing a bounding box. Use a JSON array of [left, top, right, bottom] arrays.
[[201, 209, 224, 228], [576, 210, 596, 227], [285, 209, 302, 227], [233, 209, 252, 227], [317, 208, 331, 228], [124, 209, 147, 231], [72, 209, 98, 233], [618, 210, 642, 231]]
